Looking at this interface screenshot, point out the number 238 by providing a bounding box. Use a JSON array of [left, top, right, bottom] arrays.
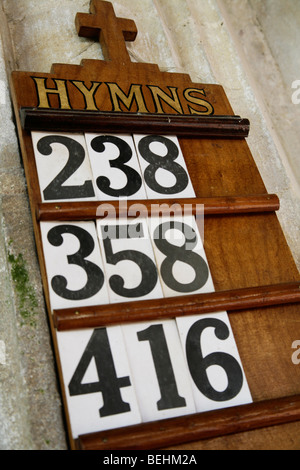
[[35, 133, 194, 200]]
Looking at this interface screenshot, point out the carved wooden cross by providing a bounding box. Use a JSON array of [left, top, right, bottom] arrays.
[[75, 0, 137, 64]]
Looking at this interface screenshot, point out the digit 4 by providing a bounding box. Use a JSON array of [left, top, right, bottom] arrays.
[[56, 327, 142, 438]]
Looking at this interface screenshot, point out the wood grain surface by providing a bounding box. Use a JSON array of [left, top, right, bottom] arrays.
[[9, 0, 300, 451]]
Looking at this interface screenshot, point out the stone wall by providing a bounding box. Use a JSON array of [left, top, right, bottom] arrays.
[[0, 0, 299, 449]]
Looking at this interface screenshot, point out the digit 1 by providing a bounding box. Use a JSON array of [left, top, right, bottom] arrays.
[[68, 328, 131, 417], [137, 324, 186, 410]]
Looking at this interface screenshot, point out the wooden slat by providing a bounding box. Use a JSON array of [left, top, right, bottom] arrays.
[[54, 282, 300, 331], [76, 394, 300, 450], [20, 107, 250, 137], [36, 194, 280, 221]]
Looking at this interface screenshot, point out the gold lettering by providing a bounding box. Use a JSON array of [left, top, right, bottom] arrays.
[[107, 83, 149, 113], [32, 77, 71, 109], [184, 88, 214, 115], [148, 86, 183, 114], [71, 81, 101, 110]]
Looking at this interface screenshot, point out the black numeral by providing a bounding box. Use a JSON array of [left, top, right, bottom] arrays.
[[153, 220, 209, 292], [186, 318, 244, 401], [69, 329, 131, 417], [47, 224, 104, 300], [101, 223, 158, 298], [138, 135, 189, 194], [138, 324, 186, 410], [91, 135, 142, 197], [37, 135, 95, 200]]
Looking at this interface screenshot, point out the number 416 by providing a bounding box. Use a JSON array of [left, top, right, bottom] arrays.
[[58, 313, 251, 434]]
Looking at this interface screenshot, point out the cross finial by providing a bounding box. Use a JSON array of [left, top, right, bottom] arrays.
[[75, 0, 137, 64]]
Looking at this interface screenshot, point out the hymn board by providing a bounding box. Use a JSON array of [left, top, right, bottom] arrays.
[[10, 0, 300, 450]]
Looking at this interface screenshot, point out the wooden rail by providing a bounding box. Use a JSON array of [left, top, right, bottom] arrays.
[[20, 108, 250, 138], [36, 194, 280, 221], [54, 282, 300, 331], [76, 394, 300, 450]]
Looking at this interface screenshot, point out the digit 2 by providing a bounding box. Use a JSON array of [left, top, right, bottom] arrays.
[[34, 133, 96, 200]]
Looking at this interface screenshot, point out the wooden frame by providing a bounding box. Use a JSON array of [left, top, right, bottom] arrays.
[[10, 0, 300, 451]]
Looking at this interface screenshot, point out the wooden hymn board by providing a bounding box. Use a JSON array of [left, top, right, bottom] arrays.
[[10, 0, 300, 450]]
